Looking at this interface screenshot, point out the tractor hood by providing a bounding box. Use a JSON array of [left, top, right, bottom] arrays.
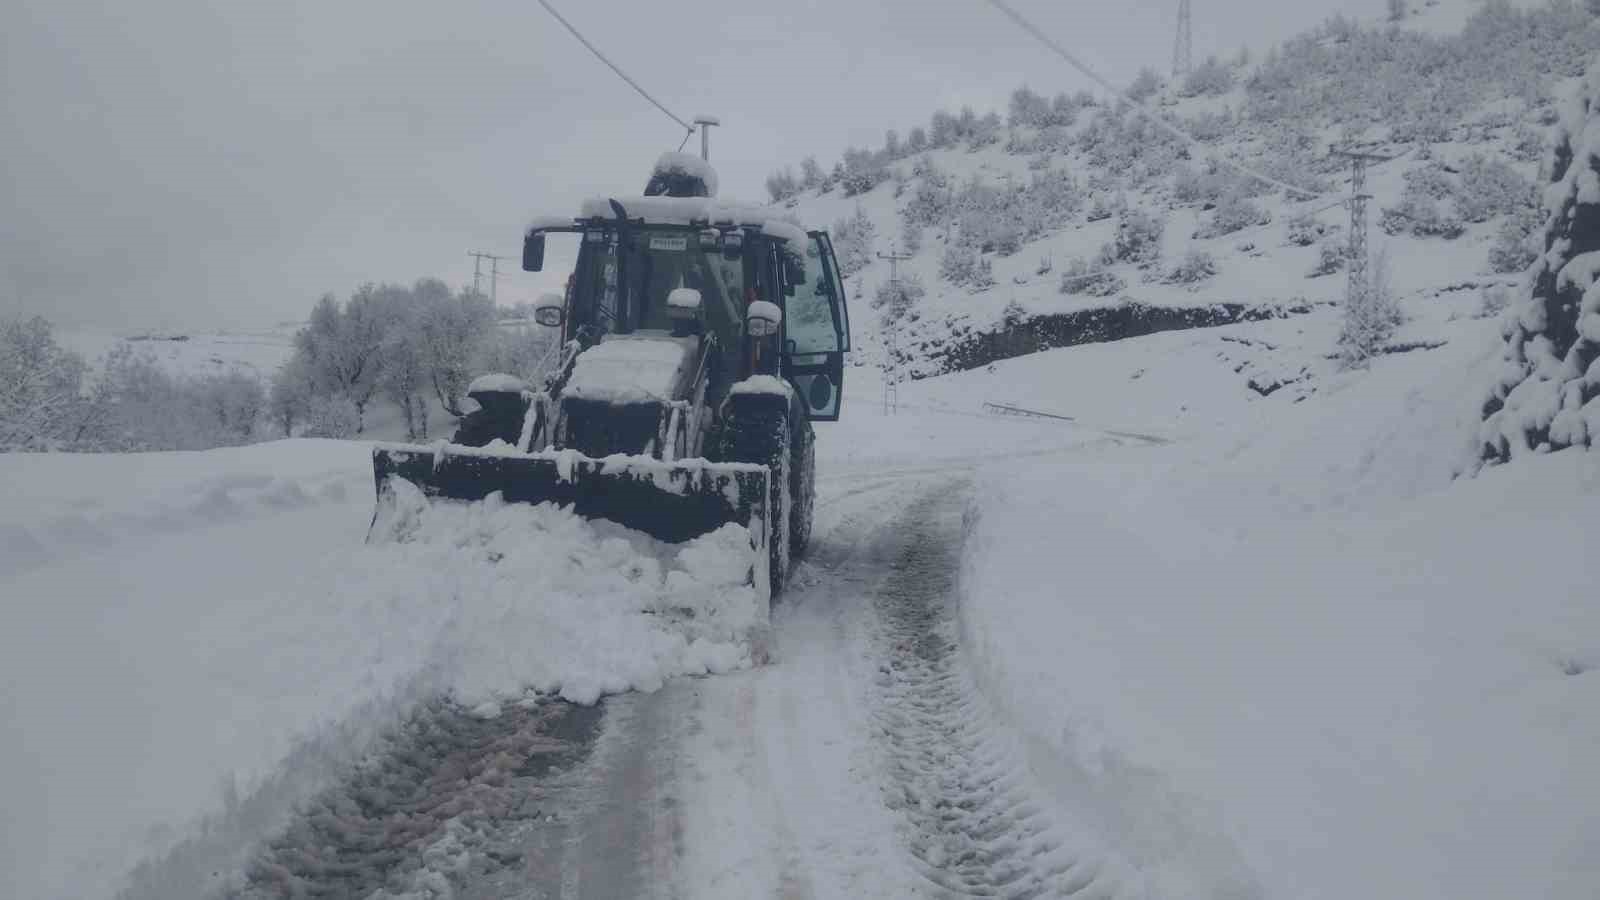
[[562, 331, 699, 406]]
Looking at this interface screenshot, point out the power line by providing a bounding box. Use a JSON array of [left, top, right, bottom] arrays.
[[982, 0, 1321, 201], [534, 0, 695, 138]]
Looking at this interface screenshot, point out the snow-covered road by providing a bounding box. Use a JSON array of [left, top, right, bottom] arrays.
[[199, 433, 1118, 900]]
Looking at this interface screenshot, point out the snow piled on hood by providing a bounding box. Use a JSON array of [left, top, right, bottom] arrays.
[[563, 332, 696, 404], [366, 479, 764, 706]]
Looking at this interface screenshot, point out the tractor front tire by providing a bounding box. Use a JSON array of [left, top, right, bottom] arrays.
[[789, 418, 815, 561], [722, 399, 791, 599]]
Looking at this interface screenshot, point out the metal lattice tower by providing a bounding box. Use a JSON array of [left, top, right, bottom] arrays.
[[878, 245, 913, 415], [1173, 0, 1193, 80], [468, 251, 509, 303], [1332, 148, 1393, 309]]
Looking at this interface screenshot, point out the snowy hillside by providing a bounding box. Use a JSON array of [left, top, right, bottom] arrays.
[[776, 0, 1592, 379]]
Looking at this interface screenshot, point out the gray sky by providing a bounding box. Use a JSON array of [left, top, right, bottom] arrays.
[[1, 0, 1383, 332]]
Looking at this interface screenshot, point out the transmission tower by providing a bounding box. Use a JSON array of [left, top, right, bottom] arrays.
[[468, 251, 510, 304], [1332, 148, 1394, 310], [877, 245, 913, 415], [1173, 0, 1193, 80]]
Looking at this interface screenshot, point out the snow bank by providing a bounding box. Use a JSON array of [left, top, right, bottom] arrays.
[[0, 441, 763, 900], [954, 325, 1600, 899], [563, 332, 696, 404]]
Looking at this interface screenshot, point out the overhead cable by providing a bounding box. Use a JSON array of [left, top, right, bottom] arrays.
[[535, 0, 696, 137], [982, 0, 1323, 201]]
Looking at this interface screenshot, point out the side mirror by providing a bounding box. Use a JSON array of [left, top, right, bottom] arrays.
[[667, 287, 703, 321], [747, 300, 782, 337], [533, 292, 564, 327], [784, 254, 806, 286], [523, 232, 547, 272], [721, 230, 744, 260]]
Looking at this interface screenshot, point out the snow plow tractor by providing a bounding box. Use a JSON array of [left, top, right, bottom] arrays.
[[370, 153, 851, 599]]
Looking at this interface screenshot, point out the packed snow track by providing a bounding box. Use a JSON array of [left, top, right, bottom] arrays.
[[135, 433, 1121, 900]]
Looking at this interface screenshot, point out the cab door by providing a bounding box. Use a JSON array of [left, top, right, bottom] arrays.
[[782, 231, 852, 421]]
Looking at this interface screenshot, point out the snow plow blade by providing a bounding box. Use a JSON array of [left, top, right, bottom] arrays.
[[369, 443, 770, 549]]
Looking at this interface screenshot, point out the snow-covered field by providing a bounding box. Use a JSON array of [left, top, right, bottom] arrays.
[[57, 328, 297, 383]]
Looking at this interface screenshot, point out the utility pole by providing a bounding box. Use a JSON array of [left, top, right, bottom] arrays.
[[692, 114, 720, 162], [877, 246, 913, 416], [1173, 0, 1193, 81], [468, 251, 509, 303], [877, 248, 912, 284], [1331, 147, 1393, 310]]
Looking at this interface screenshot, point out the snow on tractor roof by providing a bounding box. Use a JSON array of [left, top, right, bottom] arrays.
[[564, 195, 810, 255]]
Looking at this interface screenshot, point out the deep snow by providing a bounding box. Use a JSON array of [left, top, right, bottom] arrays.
[[951, 314, 1600, 899]]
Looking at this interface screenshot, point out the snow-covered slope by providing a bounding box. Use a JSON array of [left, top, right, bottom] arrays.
[[776, 0, 1589, 378]]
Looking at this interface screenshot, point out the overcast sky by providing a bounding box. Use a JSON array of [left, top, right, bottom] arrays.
[[1, 0, 1388, 332]]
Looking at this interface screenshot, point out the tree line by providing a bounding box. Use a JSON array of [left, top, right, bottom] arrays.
[[1, 280, 554, 453], [270, 279, 553, 442]]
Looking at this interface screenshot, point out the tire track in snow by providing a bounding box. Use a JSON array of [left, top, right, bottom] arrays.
[[227, 698, 603, 900], [868, 487, 1115, 899]]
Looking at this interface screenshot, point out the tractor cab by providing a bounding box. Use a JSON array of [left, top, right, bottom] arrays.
[[522, 168, 850, 422]]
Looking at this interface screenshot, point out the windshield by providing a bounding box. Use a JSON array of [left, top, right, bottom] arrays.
[[575, 228, 744, 335]]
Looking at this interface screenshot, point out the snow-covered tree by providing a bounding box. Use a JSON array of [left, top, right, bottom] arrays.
[[799, 156, 824, 190], [1480, 59, 1600, 460], [1127, 67, 1161, 103], [375, 283, 431, 440], [268, 353, 314, 438], [1059, 257, 1125, 297], [293, 291, 386, 432], [1182, 56, 1235, 97], [1488, 208, 1543, 274], [191, 371, 265, 445], [1111, 209, 1165, 265], [1198, 195, 1271, 238], [873, 273, 926, 329], [0, 315, 88, 451], [765, 167, 800, 203], [1388, 0, 1407, 23], [831, 206, 877, 277], [419, 283, 495, 419]]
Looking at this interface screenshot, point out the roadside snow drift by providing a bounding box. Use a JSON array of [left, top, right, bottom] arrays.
[[953, 320, 1600, 900], [0, 443, 762, 900]]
